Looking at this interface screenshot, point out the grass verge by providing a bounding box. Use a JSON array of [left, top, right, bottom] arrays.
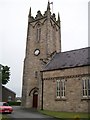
[[39, 110, 90, 119], [0, 114, 9, 120], [0, 114, 2, 119]]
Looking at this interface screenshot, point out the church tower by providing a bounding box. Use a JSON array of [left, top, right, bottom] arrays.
[[22, 1, 61, 109]]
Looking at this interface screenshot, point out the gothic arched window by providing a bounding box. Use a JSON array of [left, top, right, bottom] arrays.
[[36, 24, 41, 42]]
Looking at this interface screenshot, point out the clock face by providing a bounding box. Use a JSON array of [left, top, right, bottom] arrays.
[[34, 49, 40, 56]]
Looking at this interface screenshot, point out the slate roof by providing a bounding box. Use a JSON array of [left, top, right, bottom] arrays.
[[2, 86, 16, 95], [43, 47, 90, 71]]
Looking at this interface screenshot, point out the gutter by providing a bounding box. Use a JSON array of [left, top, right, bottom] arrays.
[[41, 71, 43, 110]]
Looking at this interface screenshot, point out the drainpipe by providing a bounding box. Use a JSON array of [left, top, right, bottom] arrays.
[[41, 71, 43, 110]]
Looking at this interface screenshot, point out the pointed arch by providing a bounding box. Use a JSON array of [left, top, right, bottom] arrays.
[[33, 21, 42, 28], [29, 87, 39, 96]]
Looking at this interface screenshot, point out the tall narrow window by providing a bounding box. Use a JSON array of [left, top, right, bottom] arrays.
[[36, 27, 41, 42], [56, 80, 60, 98], [56, 79, 65, 99], [82, 78, 90, 97], [83, 79, 87, 97], [61, 80, 65, 98]]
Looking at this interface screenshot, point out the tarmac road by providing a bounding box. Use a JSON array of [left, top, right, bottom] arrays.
[[6, 106, 60, 120]]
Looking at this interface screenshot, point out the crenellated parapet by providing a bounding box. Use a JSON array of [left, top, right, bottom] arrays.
[[28, 2, 60, 27], [35, 10, 43, 19]]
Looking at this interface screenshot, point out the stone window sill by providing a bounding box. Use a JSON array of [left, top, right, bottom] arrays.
[[55, 98, 67, 101], [81, 97, 90, 101]]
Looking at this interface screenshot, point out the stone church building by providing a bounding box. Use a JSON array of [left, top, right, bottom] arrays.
[[22, 2, 90, 112]]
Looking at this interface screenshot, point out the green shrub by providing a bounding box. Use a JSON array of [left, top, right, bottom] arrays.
[[8, 101, 21, 106]]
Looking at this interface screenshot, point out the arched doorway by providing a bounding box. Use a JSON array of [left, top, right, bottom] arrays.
[[33, 91, 38, 108]]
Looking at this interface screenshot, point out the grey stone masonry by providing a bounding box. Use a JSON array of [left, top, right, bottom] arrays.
[[22, 2, 61, 109]]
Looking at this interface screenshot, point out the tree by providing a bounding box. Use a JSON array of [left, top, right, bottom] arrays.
[[0, 64, 10, 85]]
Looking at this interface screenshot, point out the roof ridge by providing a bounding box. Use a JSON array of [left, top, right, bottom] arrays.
[[43, 47, 90, 71], [2, 86, 16, 94], [60, 46, 90, 54]]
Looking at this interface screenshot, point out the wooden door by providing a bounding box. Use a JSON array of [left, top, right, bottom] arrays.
[[33, 91, 38, 108]]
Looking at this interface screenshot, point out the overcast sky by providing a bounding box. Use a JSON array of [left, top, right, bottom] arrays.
[[0, 0, 89, 97]]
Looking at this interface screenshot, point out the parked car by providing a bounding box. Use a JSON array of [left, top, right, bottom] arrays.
[[0, 102, 13, 114]]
